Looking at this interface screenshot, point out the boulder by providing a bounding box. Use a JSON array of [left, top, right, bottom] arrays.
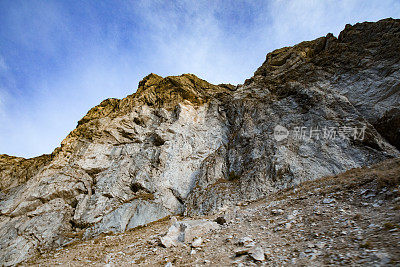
[[160, 219, 219, 247]]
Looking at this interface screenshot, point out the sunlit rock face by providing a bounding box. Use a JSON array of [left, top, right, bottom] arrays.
[[1, 18, 399, 265]]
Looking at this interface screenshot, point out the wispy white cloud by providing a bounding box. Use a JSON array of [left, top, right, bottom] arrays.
[[0, 56, 8, 119], [0, 0, 399, 158], [0, 55, 7, 71], [0, 89, 6, 118]]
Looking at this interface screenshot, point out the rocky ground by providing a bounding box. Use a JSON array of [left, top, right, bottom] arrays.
[[23, 158, 400, 266]]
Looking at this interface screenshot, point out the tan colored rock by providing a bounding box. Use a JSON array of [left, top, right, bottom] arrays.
[[0, 154, 53, 192]]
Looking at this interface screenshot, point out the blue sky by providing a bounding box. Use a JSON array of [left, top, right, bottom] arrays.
[[1, 0, 399, 158]]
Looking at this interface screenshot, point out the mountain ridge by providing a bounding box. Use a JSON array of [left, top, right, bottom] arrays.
[[4, 18, 400, 161]]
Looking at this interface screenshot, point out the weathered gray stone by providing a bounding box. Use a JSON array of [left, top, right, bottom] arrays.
[[191, 237, 203, 247], [160, 219, 219, 247], [249, 246, 266, 261]]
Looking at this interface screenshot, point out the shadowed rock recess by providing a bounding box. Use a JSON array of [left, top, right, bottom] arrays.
[[0, 18, 399, 265]]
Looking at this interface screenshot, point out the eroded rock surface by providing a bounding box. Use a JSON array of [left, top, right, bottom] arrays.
[[0, 18, 399, 265], [23, 158, 400, 266]]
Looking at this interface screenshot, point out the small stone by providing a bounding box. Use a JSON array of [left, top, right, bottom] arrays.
[[160, 219, 219, 247], [364, 193, 376, 198], [271, 209, 284, 215], [299, 252, 307, 259], [234, 247, 250, 257], [215, 216, 226, 225], [322, 198, 334, 204], [237, 237, 253, 246], [249, 246, 265, 261], [355, 235, 363, 240], [160, 235, 178, 248], [191, 237, 202, 248], [314, 210, 322, 215]]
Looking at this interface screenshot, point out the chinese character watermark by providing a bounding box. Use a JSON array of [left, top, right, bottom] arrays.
[[273, 124, 366, 142]]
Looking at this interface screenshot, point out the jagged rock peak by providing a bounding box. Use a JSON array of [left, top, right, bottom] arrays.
[[136, 73, 226, 97], [137, 73, 163, 92], [246, 18, 400, 89], [77, 98, 120, 126], [338, 17, 400, 44], [78, 73, 230, 126]]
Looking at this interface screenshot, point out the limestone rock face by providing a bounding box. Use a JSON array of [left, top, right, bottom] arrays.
[[186, 18, 400, 215], [0, 74, 231, 266], [0, 18, 400, 265], [247, 18, 400, 149]]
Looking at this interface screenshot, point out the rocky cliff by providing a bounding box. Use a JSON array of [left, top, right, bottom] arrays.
[[0, 18, 399, 265]]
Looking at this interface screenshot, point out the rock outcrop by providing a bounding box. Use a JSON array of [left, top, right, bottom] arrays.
[[0, 18, 399, 265], [0, 154, 53, 192]]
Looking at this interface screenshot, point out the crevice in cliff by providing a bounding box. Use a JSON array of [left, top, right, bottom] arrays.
[[373, 108, 400, 150]]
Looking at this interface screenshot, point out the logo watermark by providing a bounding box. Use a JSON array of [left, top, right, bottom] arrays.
[[273, 125, 289, 141], [273, 124, 366, 142]]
